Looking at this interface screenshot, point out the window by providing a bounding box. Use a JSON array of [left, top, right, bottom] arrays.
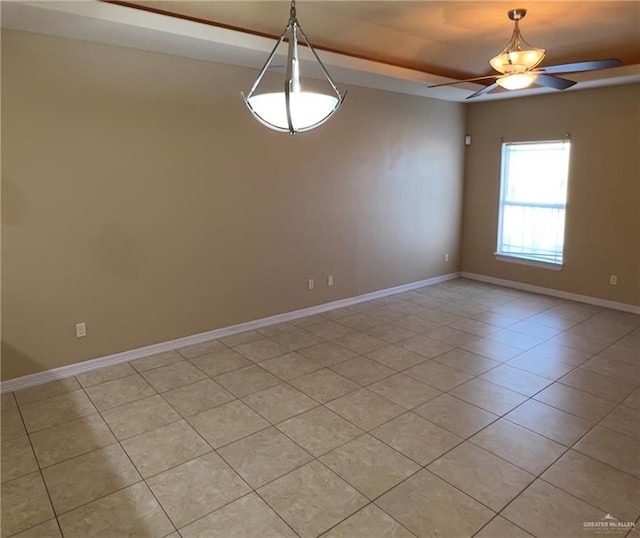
[[496, 140, 571, 269]]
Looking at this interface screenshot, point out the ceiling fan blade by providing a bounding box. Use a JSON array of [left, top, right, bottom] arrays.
[[466, 81, 500, 99], [534, 74, 577, 90], [537, 59, 622, 75], [428, 75, 500, 89]]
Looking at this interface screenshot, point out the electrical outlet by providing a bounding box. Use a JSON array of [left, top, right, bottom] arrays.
[[327, 275, 334, 286], [75, 322, 87, 338], [308, 279, 315, 290], [445, 253, 449, 262], [609, 275, 618, 286]]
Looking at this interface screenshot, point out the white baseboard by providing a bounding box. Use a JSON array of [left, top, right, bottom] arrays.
[[1, 272, 461, 393], [462, 272, 640, 315]]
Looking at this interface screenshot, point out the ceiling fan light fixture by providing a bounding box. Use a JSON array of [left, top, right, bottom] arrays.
[[428, 8, 622, 99], [489, 8, 545, 75], [489, 49, 545, 74], [497, 72, 537, 90], [242, 0, 345, 134]]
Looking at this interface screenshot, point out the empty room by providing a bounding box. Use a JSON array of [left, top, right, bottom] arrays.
[[1, 1, 639, 537]]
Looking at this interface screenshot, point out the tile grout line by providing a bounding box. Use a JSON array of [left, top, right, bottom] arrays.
[[456, 304, 632, 534], [72, 381, 179, 535], [5, 355, 621, 475], [487, 320, 640, 531], [296, 298, 624, 523], [4, 279, 637, 538], [470, 513, 533, 538], [4, 390, 63, 538], [317, 502, 419, 538]]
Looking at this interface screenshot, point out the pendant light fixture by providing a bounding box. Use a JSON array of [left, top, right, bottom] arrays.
[[242, 0, 345, 135], [490, 9, 545, 90]]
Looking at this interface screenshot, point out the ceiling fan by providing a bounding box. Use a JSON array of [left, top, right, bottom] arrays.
[[429, 8, 622, 99]]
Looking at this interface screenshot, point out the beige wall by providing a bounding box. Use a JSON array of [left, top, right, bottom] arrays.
[[1, 30, 465, 380], [462, 84, 640, 306]]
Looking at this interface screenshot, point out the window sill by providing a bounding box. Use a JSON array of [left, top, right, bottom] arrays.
[[494, 253, 563, 271]]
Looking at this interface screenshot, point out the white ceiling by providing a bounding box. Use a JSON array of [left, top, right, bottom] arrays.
[[3, 1, 639, 102]]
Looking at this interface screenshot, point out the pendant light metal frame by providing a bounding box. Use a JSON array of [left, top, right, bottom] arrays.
[[242, 0, 346, 134], [489, 8, 546, 75]]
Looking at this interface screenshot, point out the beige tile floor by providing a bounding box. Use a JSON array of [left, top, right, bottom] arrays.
[[2, 278, 640, 537]]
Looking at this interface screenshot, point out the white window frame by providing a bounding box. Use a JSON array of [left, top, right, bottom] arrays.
[[495, 140, 571, 270]]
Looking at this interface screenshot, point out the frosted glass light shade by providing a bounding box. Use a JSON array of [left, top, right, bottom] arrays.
[[497, 73, 537, 90], [246, 92, 340, 132], [490, 49, 545, 74]]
